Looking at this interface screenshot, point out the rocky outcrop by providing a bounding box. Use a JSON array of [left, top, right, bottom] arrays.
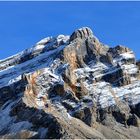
[[137, 60, 140, 69], [69, 27, 93, 41], [0, 27, 140, 138]]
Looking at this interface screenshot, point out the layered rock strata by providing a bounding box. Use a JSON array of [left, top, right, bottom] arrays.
[[0, 27, 140, 138]]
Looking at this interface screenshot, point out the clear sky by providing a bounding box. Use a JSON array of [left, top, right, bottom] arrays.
[[0, 1, 140, 60]]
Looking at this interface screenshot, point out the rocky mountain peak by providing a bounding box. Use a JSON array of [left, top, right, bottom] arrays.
[[0, 27, 140, 139], [70, 27, 94, 42]]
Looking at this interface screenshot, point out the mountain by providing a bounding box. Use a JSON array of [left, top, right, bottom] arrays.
[[0, 27, 140, 139]]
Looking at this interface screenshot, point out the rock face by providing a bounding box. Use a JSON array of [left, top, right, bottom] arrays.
[[0, 27, 140, 139], [69, 27, 94, 41]]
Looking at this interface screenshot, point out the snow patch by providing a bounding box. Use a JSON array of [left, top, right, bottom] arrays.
[[120, 52, 135, 60], [36, 37, 53, 45]]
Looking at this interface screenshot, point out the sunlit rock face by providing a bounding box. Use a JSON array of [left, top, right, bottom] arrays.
[[0, 27, 140, 139]]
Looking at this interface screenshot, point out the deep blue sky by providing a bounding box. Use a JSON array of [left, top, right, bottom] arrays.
[[0, 1, 140, 60]]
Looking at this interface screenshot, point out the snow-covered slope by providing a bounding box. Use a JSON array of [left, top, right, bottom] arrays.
[[0, 27, 140, 139]]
